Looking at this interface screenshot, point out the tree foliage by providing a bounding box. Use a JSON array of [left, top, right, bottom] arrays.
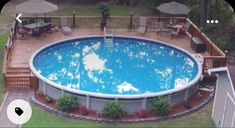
[[97, 2, 110, 24]]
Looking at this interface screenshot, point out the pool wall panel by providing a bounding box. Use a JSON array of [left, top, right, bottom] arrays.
[[38, 79, 197, 113]]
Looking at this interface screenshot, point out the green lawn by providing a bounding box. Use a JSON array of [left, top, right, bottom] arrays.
[[46, 4, 151, 16], [23, 102, 215, 128], [0, 33, 8, 104]]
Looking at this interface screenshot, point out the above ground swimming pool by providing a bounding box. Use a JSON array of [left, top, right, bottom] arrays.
[[30, 36, 202, 113]]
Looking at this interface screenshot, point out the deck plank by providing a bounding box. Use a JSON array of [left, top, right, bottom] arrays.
[[9, 29, 210, 68]]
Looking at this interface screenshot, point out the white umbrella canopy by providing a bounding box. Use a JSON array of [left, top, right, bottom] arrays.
[[156, 1, 191, 15], [16, 0, 58, 14]]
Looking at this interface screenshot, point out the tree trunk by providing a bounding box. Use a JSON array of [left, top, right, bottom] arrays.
[[200, 0, 208, 28]]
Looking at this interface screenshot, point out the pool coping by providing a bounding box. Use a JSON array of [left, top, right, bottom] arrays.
[[30, 91, 214, 123], [29, 35, 202, 99]]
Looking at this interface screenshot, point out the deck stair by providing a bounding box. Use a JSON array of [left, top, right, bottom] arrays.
[[4, 67, 33, 90], [104, 27, 114, 47]]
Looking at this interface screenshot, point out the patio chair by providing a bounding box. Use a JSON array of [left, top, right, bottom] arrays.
[[137, 17, 147, 34], [169, 19, 177, 26], [18, 27, 28, 40], [154, 21, 164, 33], [182, 22, 190, 32], [171, 27, 180, 38], [155, 21, 170, 33], [60, 17, 72, 35], [44, 18, 54, 33], [182, 22, 191, 36]]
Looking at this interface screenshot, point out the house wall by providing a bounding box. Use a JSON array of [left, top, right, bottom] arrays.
[[209, 68, 235, 128]]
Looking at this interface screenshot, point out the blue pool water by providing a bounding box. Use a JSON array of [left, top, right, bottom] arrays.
[[33, 37, 199, 95]]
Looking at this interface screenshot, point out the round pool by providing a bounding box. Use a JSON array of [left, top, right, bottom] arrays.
[[30, 36, 202, 113]]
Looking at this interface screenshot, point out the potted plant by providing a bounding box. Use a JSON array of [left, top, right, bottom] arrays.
[[97, 2, 110, 31]]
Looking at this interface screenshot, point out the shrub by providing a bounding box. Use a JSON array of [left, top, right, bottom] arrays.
[[78, 105, 88, 115], [184, 101, 191, 109], [138, 109, 150, 118], [57, 94, 79, 112], [151, 97, 172, 116], [102, 101, 122, 119], [37, 90, 44, 97], [44, 95, 53, 103]]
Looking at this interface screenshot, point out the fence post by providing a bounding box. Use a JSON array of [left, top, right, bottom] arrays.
[[128, 12, 134, 31], [224, 50, 228, 66], [72, 11, 76, 29]]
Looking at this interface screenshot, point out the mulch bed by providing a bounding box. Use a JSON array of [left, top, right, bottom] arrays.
[[33, 90, 212, 122]]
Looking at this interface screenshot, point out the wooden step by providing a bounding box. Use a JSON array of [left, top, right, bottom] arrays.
[[5, 66, 33, 90], [7, 67, 31, 75], [6, 74, 32, 77]]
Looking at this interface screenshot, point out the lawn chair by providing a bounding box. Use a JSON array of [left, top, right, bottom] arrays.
[[60, 17, 72, 35], [137, 17, 147, 34]]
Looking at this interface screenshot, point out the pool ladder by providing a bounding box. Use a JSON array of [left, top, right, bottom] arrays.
[[104, 27, 114, 47]]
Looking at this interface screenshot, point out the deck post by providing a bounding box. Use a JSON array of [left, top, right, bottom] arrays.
[[225, 50, 228, 65]]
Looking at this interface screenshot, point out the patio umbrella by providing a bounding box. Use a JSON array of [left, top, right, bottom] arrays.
[[16, 0, 58, 14], [15, 0, 58, 35], [156, 1, 191, 15]]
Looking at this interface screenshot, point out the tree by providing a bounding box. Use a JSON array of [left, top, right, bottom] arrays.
[[200, 0, 209, 28], [97, 2, 110, 31]]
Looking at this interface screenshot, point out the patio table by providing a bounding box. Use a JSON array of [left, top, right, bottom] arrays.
[[24, 21, 51, 30], [23, 22, 52, 36], [171, 24, 184, 30]]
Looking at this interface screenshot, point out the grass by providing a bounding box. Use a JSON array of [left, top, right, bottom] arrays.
[[23, 102, 215, 128], [46, 4, 150, 16], [0, 33, 8, 104]]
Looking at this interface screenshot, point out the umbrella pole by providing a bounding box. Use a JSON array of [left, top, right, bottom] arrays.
[[44, 13, 46, 22], [36, 13, 37, 29], [35, 13, 38, 36]]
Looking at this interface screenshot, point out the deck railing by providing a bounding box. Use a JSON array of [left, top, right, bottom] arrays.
[[2, 22, 15, 89], [2, 21, 37, 89], [186, 18, 225, 56], [20, 16, 186, 29], [202, 56, 226, 75], [186, 18, 226, 75], [3, 16, 226, 88]]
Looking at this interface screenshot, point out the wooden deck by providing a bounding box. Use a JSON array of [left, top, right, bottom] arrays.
[[9, 28, 209, 67], [3, 16, 226, 90]]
